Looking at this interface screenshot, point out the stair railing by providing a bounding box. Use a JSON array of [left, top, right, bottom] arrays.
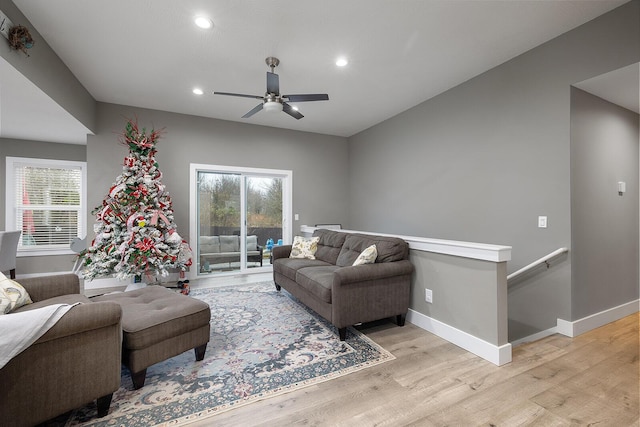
[[507, 247, 569, 284]]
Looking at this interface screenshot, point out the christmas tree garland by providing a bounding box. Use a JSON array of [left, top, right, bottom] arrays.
[[79, 119, 192, 281]]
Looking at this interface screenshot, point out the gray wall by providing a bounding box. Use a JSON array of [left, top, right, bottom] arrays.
[[0, 0, 96, 132], [0, 137, 86, 274], [570, 88, 639, 320], [410, 251, 508, 345], [347, 1, 639, 335], [88, 103, 349, 244]]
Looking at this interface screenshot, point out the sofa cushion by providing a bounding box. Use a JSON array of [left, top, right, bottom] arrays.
[[295, 265, 341, 303], [336, 234, 409, 267], [0, 273, 33, 314], [290, 236, 319, 259], [353, 244, 378, 266], [200, 236, 220, 254], [273, 258, 331, 281], [219, 235, 240, 253], [246, 235, 258, 251], [312, 229, 347, 264]]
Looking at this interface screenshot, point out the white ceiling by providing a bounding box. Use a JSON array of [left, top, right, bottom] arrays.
[[1, 0, 637, 145]]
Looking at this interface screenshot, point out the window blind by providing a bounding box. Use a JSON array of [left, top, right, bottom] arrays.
[[12, 161, 83, 250]]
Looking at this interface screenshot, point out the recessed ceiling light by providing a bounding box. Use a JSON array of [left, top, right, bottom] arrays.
[[194, 16, 213, 29], [335, 57, 348, 67], [192, 88, 204, 95]]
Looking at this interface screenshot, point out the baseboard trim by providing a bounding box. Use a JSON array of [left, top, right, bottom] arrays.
[[407, 309, 512, 366], [510, 326, 559, 347], [15, 271, 75, 279], [556, 299, 640, 337], [83, 276, 132, 290]]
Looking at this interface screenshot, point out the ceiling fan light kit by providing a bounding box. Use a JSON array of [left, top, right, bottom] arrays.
[[214, 57, 329, 120], [263, 100, 283, 113]]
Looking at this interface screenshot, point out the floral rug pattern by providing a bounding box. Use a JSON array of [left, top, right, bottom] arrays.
[[67, 282, 394, 426]]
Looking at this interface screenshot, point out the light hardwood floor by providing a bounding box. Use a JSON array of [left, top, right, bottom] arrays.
[[88, 274, 639, 426], [190, 275, 639, 427]]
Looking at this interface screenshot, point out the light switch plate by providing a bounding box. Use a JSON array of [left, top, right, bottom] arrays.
[[538, 216, 547, 228]]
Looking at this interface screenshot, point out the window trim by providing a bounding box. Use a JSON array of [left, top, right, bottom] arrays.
[[5, 156, 87, 257]]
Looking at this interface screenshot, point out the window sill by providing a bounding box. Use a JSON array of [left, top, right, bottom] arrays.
[[17, 249, 76, 257]]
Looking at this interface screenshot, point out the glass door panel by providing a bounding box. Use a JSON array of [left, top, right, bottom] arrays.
[[245, 176, 283, 267], [197, 171, 241, 274]]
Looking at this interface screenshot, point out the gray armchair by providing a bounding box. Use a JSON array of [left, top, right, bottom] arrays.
[[0, 230, 21, 279], [0, 274, 122, 426]]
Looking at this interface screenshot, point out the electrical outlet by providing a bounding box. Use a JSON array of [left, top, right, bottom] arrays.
[[425, 289, 433, 303]]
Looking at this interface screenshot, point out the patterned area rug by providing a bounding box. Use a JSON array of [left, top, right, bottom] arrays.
[[66, 281, 394, 426]]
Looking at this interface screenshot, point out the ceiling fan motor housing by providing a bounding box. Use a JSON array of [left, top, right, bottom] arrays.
[[214, 56, 327, 120]]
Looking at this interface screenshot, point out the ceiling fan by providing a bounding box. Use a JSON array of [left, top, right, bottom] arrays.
[[214, 57, 329, 120]]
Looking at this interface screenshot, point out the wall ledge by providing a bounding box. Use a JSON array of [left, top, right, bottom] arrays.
[[301, 225, 511, 262]]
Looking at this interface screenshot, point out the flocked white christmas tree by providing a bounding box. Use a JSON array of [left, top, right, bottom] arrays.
[[80, 118, 192, 281]]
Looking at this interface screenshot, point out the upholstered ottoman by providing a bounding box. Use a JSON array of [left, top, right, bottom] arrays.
[[93, 285, 211, 389]]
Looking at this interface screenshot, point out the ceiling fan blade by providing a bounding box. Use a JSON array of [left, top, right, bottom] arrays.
[[214, 92, 263, 100], [283, 102, 304, 120], [283, 94, 329, 102], [267, 72, 280, 95], [242, 103, 264, 118]]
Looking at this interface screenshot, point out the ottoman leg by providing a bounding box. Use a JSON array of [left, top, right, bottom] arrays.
[[131, 369, 147, 390], [194, 343, 208, 361]]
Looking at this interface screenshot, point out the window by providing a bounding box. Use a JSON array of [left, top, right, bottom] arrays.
[[5, 157, 86, 256]]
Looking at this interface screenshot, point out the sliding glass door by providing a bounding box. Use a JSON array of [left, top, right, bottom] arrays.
[[190, 164, 291, 277]]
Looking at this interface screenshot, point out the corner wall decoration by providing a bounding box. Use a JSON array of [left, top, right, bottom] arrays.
[[8, 25, 34, 56], [0, 9, 34, 56]]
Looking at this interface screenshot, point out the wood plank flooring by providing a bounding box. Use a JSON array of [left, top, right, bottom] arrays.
[[189, 298, 638, 427]]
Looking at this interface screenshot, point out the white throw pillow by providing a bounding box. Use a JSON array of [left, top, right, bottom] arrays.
[[289, 236, 320, 259], [0, 272, 32, 314], [353, 244, 377, 266]]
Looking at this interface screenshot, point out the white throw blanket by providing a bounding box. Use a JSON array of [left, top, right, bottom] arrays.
[[0, 303, 79, 369]]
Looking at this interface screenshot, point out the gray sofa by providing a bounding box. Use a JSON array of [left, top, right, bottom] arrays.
[[199, 235, 263, 270], [0, 274, 122, 426], [272, 229, 414, 340]]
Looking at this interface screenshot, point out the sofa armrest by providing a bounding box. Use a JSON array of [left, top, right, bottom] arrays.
[[272, 245, 292, 260], [0, 299, 122, 426], [36, 301, 122, 344], [17, 274, 80, 302], [334, 260, 414, 285], [331, 260, 414, 329]]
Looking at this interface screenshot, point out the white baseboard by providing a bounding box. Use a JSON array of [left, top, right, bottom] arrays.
[[15, 271, 76, 279], [505, 299, 639, 347], [556, 299, 640, 337], [510, 326, 559, 347], [83, 272, 184, 290], [83, 276, 132, 290], [407, 309, 512, 366]]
